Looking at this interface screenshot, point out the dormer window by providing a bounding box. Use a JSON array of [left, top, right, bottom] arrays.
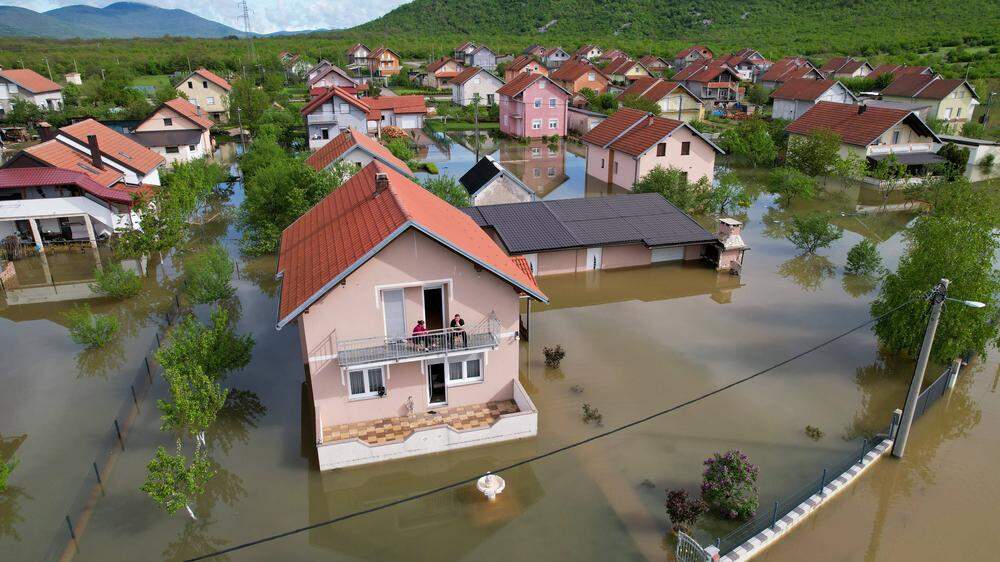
[[163, 118, 173, 126]]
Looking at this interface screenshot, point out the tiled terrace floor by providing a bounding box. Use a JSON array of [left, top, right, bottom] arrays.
[[322, 400, 520, 445]]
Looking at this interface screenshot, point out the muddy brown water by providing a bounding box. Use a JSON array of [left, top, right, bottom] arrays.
[[0, 141, 994, 561]]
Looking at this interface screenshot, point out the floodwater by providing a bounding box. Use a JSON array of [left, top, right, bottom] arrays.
[[0, 139, 995, 561]]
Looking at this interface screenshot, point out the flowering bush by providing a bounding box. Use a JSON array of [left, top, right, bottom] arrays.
[[700, 450, 759, 520]]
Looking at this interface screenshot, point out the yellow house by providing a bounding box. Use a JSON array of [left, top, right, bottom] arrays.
[[176, 68, 232, 123], [880, 75, 979, 132], [617, 77, 705, 122]]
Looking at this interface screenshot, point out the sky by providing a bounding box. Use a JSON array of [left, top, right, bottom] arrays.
[[1, 0, 410, 33]]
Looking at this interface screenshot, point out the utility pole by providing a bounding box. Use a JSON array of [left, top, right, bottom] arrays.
[[43, 57, 53, 81], [237, 0, 257, 63], [235, 106, 246, 156], [892, 279, 948, 458], [472, 93, 481, 159]]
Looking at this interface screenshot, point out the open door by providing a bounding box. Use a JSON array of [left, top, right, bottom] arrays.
[[427, 363, 447, 406], [423, 286, 445, 331]]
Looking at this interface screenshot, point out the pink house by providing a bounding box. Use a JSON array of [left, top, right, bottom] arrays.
[[276, 161, 547, 470], [580, 107, 723, 189], [498, 73, 571, 139]]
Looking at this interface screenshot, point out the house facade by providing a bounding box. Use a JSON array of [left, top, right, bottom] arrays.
[[720, 48, 771, 82], [880, 75, 979, 132], [819, 57, 873, 78], [498, 73, 571, 139], [771, 79, 858, 121], [550, 60, 610, 94], [304, 129, 413, 176], [345, 44, 371, 69], [572, 45, 604, 61], [0, 69, 63, 117], [581, 107, 722, 189], [424, 57, 465, 89], [131, 98, 214, 165], [673, 62, 742, 102], [639, 55, 670, 74], [567, 106, 607, 136], [618, 77, 705, 122], [301, 87, 380, 149], [467, 46, 498, 71], [459, 155, 538, 205], [759, 57, 822, 89], [369, 47, 402, 77], [449, 67, 504, 106], [367, 96, 428, 130], [602, 56, 652, 84], [541, 47, 572, 68], [276, 162, 546, 470], [504, 56, 548, 82], [673, 46, 714, 70], [176, 68, 231, 122]]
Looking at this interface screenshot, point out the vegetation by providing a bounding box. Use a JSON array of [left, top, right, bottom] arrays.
[[581, 403, 603, 426], [618, 93, 660, 115], [720, 118, 778, 168], [65, 304, 120, 348], [579, 88, 618, 115], [785, 129, 841, 177], [141, 440, 215, 520], [665, 489, 708, 533], [830, 152, 868, 188], [155, 308, 254, 382], [386, 137, 417, 163], [786, 214, 844, 253], [701, 450, 759, 520], [420, 175, 471, 207], [0, 456, 17, 493], [157, 364, 228, 445], [845, 239, 883, 275], [91, 263, 142, 299], [634, 166, 736, 215], [804, 425, 825, 440], [182, 244, 235, 304], [543, 345, 566, 368]]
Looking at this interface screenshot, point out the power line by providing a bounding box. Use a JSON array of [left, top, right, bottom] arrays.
[[186, 295, 924, 561]]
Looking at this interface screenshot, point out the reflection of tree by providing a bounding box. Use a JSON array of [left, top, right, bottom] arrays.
[[206, 389, 266, 454], [777, 254, 835, 291], [0, 433, 29, 541], [844, 352, 912, 441], [75, 338, 126, 378], [842, 273, 880, 298], [160, 516, 230, 562], [238, 256, 280, 298], [193, 459, 246, 516]]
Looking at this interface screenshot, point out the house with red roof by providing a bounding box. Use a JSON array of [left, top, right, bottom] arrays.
[[771, 78, 857, 121], [572, 44, 604, 61], [719, 48, 771, 82], [672, 45, 714, 70], [309, 64, 359, 90], [344, 44, 371, 68], [449, 67, 504, 106], [0, 69, 63, 117], [301, 87, 382, 149], [304, 129, 413, 176], [540, 47, 572, 68], [549, 59, 610, 94], [368, 47, 402, 78], [871, 64, 935, 80], [673, 61, 742, 103], [504, 55, 548, 82], [423, 57, 465, 89], [819, 56, 874, 79], [759, 57, 822, 89], [498, 73, 571, 139], [175, 68, 232, 122], [879, 74, 979, 132], [131, 98, 214, 164], [366, 95, 428, 129], [275, 161, 546, 470], [638, 55, 670, 74], [617, 77, 705, 122], [580, 107, 723, 189], [602, 56, 652, 84]]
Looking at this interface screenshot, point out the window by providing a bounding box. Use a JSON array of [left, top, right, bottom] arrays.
[[163, 118, 173, 126], [548, 146, 557, 156], [340, 103, 350, 114], [539, 81, 546, 89], [165, 146, 180, 154], [955, 90, 964, 99], [600, 158, 605, 169], [656, 143, 666, 157], [892, 130, 901, 144], [532, 119, 542, 130], [956, 108, 962, 117], [321, 128, 329, 139], [588, 72, 596, 81], [548, 167, 556, 177], [534, 98, 542, 108], [944, 108, 953, 119], [348, 367, 385, 398], [681, 141, 691, 155], [443, 355, 483, 384], [187, 81, 193, 89], [189, 145, 198, 151], [533, 167, 541, 177], [549, 118, 558, 129], [614, 161, 619, 173], [549, 98, 557, 108], [531, 147, 541, 157], [487, 94, 495, 105], [205, 97, 215, 105], [202, 80, 208, 88]]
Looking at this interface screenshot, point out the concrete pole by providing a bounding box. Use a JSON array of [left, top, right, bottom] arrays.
[[28, 218, 44, 253], [82, 214, 97, 249], [947, 358, 962, 390], [892, 278, 949, 458]]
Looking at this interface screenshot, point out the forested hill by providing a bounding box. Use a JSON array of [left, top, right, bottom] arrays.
[[356, 0, 1000, 56]]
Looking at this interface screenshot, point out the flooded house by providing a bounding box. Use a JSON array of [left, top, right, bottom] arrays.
[[130, 97, 214, 165], [459, 155, 538, 205], [617, 77, 705, 122], [770, 78, 858, 121], [304, 129, 413, 176], [498, 73, 571, 139], [275, 161, 547, 470]]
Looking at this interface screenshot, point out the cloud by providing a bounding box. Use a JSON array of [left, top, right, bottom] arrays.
[[0, 0, 409, 33]]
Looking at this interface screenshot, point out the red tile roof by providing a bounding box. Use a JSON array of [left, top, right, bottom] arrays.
[[60, 119, 164, 174], [759, 57, 818, 83], [608, 116, 685, 156], [161, 97, 214, 129], [819, 57, 869, 75], [506, 55, 535, 73], [639, 55, 668, 68], [0, 68, 62, 93], [275, 162, 546, 326], [300, 86, 373, 117], [770, 78, 844, 101], [871, 64, 934, 78], [880, 74, 974, 100], [449, 66, 488, 86], [345, 43, 369, 55], [22, 140, 125, 187], [572, 45, 601, 58], [580, 107, 719, 156], [580, 107, 649, 147], [603, 56, 639, 76], [0, 167, 136, 205], [191, 68, 231, 91], [550, 59, 607, 83], [496, 72, 567, 98], [427, 57, 460, 74], [304, 129, 413, 175], [675, 46, 713, 60], [673, 61, 736, 83], [618, 78, 690, 102], [785, 101, 937, 147], [366, 95, 428, 115]]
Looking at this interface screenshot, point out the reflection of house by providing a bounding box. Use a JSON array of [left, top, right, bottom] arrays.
[[276, 162, 546, 470], [819, 57, 873, 78], [581, 107, 722, 189], [550, 59, 610, 94], [498, 73, 571, 139], [459, 155, 538, 205], [759, 57, 822, 90], [498, 139, 567, 194], [617, 77, 705, 122], [175, 68, 231, 122], [304, 129, 413, 176], [771, 79, 858, 121], [462, 194, 739, 276], [0, 69, 63, 117], [449, 67, 504, 106], [504, 55, 548, 82], [131, 97, 214, 165], [879, 75, 979, 132]]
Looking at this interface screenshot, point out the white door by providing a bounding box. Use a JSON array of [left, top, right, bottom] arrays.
[[585, 247, 603, 270], [382, 289, 406, 339], [652, 246, 684, 263]]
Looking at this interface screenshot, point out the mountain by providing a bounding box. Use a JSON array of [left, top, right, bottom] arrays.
[[0, 2, 245, 39]]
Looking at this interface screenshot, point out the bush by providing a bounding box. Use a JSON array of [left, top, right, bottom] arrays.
[[66, 304, 120, 348], [420, 175, 470, 206], [805, 425, 825, 440], [981, 154, 995, 172], [701, 450, 759, 520], [543, 345, 566, 367], [845, 239, 882, 275], [785, 128, 841, 177], [961, 121, 986, 139], [720, 118, 777, 168], [91, 262, 142, 299], [386, 137, 416, 163], [769, 167, 817, 202], [156, 307, 254, 382], [665, 489, 708, 533], [183, 244, 235, 304], [0, 455, 17, 492], [786, 214, 843, 253], [581, 403, 603, 426]]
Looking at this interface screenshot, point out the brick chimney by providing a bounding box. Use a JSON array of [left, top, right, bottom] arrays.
[[718, 217, 742, 239], [86, 134, 103, 169], [374, 172, 389, 196]]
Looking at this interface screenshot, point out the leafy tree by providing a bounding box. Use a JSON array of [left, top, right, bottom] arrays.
[[871, 154, 909, 207], [183, 244, 235, 304], [420, 175, 470, 206], [786, 128, 841, 177], [91, 262, 142, 299], [0, 456, 17, 493], [845, 239, 883, 275], [579, 87, 617, 115], [633, 165, 710, 214], [769, 166, 817, 202], [786, 214, 843, 253], [937, 142, 970, 178], [701, 450, 759, 520], [961, 121, 986, 139], [156, 307, 254, 382], [745, 83, 772, 105], [386, 138, 416, 163], [665, 489, 708, 533], [720, 118, 777, 167], [158, 364, 228, 446], [618, 93, 661, 115], [228, 78, 271, 125], [251, 107, 302, 149], [5, 99, 43, 125], [702, 171, 752, 215], [831, 153, 868, 187], [141, 440, 215, 520], [65, 304, 120, 348]]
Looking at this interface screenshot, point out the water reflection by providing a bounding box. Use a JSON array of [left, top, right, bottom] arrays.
[[75, 338, 127, 379], [777, 254, 837, 292], [0, 433, 28, 542], [206, 389, 266, 455], [160, 517, 230, 562], [841, 273, 880, 298]]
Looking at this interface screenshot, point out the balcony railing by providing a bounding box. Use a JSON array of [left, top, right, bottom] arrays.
[[336, 314, 503, 368], [307, 112, 338, 125]]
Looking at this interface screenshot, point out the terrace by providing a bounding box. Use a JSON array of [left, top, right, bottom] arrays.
[[335, 315, 503, 368]]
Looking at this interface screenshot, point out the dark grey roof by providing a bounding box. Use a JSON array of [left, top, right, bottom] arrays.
[[459, 156, 502, 195], [460, 193, 718, 253], [128, 129, 202, 148]]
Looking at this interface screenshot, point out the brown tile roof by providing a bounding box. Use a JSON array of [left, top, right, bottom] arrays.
[[0, 69, 62, 93], [275, 161, 546, 326], [550, 59, 606, 82], [427, 57, 459, 74], [0, 167, 136, 205], [60, 119, 165, 174], [785, 101, 937, 147], [673, 61, 736, 83], [572, 44, 601, 58], [449, 66, 490, 86], [871, 64, 934, 78], [366, 95, 428, 115], [819, 57, 869, 75], [608, 115, 685, 156], [506, 55, 535, 73], [161, 97, 214, 129], [190, 68, 231, 91], [618, 78, 690, 103], [770, 78, 845, 101], [880, 75, 974, 100], [675, 45, 713, 60], [300, 86, 373, 117], [603, 56, 638, 76], [304, 129, 413, 175], [496, 72, 568, 98], [639, 55, 667, 68], [23, 140, 126, 187], [759, 57, 817, 83], [580, 107, 649, 147]]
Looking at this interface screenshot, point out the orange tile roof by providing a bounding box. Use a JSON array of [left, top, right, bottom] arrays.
[[759, 57, 817, 83], [0, 68, 62, 93], [619, 78, 688, 102], [300, 86, 372, 116], [435, 71, 460, 80], [191, 68, 231, 91], [506, 55, 536, 73], [161, 97, 214, 129], [603, 56, 638, 76], [450, 66, 487, 86], [276, 161, 546, 326], [880, 74, 974, 100], [785, 101, 938, 147], [771, 78, 843, 101], [366, 95, 428, 115], [304, 129, 413, 175], [427, 57, 460, 74], [496, 72, 569, 97], [608, 115, 685, 157], [675, 45, 713, 60], [580, 107, 649, 147], [60, 119, 164, 174], [673, 60, 736, 83], [551, 59, 607, 83], [24, 140, 126, 187]]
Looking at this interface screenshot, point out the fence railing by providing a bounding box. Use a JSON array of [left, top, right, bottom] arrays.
[[336, 314, 502, 368]]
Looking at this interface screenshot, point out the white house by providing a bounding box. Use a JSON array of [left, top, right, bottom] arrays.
[[449, 67, 505, 106], [131, 98, 214, 165], [0, 69, 63, 117], [459, 155, 538, 205], [771, 79, 858, 121]]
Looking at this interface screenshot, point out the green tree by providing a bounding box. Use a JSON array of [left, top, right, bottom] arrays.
[[746, 83, 772, 105], [0, 456, 17, 493], [786, 214, 843, 253], [786, 128, 841, 177], [386, 137, 416, 163], [183, 244, 235, 304], [633, 165, 710, 214], [158, 364, 228, 446], [961, 121, 986, 139], [6, 99, 43, 125], [871, 154, 909, 208], [618, 94, 661, 115], [65, 304, 120, 348], [156, 307, 254, 382], [845, 239, 883, 275], [420, 175, 470, 206], [702, 171, 752, 215], [769, 166, 817, 202], [720, 118, 777, 167], [141, 440, 215, 520], [831, 152, 868, 187], [228, 78, 271, 125], [91, 262, 142, 299]]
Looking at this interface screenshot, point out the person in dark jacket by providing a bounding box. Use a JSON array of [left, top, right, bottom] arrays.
[[449, 314, 467, 348]]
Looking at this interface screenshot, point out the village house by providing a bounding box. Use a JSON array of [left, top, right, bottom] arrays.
[[770, 78, 858, 121], [468, 46, 499, 71], [879, 74, 979, 132], [175, 68, 231, 122], [758, 56, 822, 89], [301, 87, 382, 149], [304, 129, 413, 176], [279, 52, 312, 78], [309, 64, 359, 90], [540, 47, 572, 68], [306, 60, 334, 84], [580, 107, 722, 189], [602, 56, 652, 84], [0, 69, 63, 117], [523, 44, 547, 57], [423, 57, 464, 89], [367, 95, 428, 130], [720, 48, 771, 82], [498, 73, 571, 139], [672, 45, 714, 70], [504, 55, 548, 82], [567, 106, 607, 136], [599, 49, 629, 62], [275, 161, 546, 470], [64, 72, 83, 86], [639, 55, 670, 74], [461, 193, 745, 274], [572, 45, 604, 61], [617, 77, 705, 122], [673, 61, 742, 103], [459, 155, 537, 205], [368, 47, 403, 78], [819, 56, 874, 78], [131, 97, 214, 165], [345, 44, 372, 69], [449, 67, 504, 106], [454, 41, 477, 62], [871, 63, 935, 80], [550, 59, 610, 94]]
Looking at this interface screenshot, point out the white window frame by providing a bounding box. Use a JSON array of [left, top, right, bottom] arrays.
[[548, 118, 558, 129], [531, 119, 542, 130], [549, 98, 557, 108], [441, 353, 485, 387], [340, 103, 350, 114], [348, 366, 386, 400], [588, 72, 596, 81], [205, 96, 215, 105], [533, 98, 542, 108]]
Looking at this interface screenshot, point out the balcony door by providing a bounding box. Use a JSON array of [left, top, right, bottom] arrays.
[[382, 289, 406, 339], [427, 363, 447, 405], [422, 286, 445, 331]]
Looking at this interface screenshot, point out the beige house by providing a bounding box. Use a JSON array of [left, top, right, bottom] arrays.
[[617, 77, 705, 122], [880, 74, 979, 132], [449, 67, 504, 106], [459, 156, 537, 205], [132, 98, 214, 165], [176, 68, 231, 122]]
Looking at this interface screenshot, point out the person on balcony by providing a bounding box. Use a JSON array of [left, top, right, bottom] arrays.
[[450, 314, 468, 348], [412, 320, 429, 350]]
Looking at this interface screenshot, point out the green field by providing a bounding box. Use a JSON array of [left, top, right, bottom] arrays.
[[130, 74, 172, 89]]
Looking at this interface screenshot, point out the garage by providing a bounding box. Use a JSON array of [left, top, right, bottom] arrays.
[[651, 246, 685, 262]]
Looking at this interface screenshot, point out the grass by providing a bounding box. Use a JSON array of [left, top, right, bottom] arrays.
[[393, 87, 450, 95], [132, 74, 172, 89], [427, 120, 501, 131]]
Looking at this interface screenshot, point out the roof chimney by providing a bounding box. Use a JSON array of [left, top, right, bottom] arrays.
[[86, 134, 103, 170], [374, 172, 389, 196], [857, 104, 867, 115]]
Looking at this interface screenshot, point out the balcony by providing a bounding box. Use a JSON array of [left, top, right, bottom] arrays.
[[335, 315, 502, 368], [307, 112, 338, 125]]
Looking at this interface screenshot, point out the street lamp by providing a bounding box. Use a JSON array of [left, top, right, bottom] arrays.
[[892, 279, 987, 458]]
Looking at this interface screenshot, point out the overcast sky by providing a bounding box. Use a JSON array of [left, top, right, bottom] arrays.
[[2, 0, 409, 33]]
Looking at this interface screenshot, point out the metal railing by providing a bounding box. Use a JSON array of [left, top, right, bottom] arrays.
[[336, 314, 502, 367], [306, 113, 338, 125]]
